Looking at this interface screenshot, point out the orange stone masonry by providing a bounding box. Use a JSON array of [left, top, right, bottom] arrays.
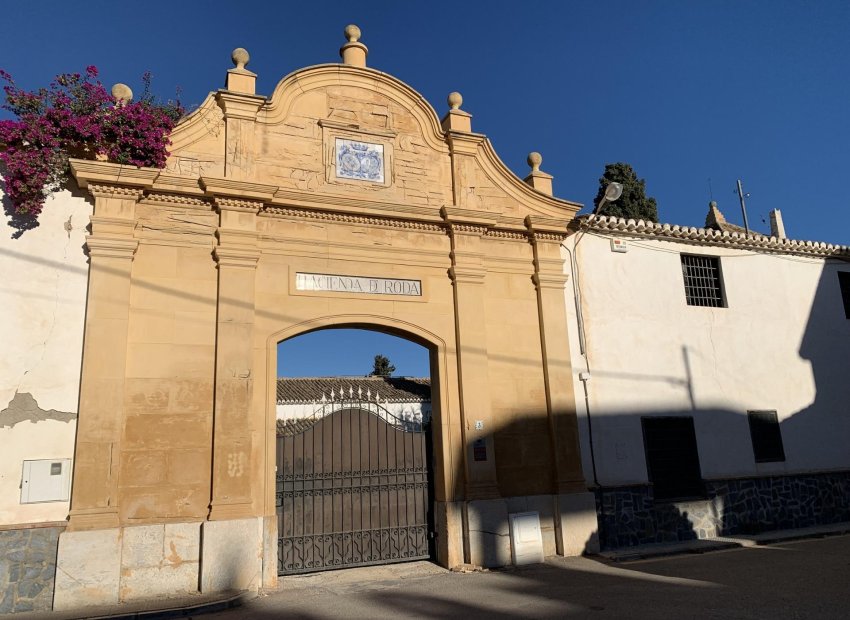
[[54, 26, 599, 610]]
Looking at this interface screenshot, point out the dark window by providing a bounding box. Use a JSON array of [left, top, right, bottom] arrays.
[[747, 411, 785, 463], [642, 417, 704, 501], [838, 272, 850, 319], [681, 254, 725, 307]]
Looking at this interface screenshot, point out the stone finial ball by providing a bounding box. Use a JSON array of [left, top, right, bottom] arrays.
[[231, 48, 250, 69], [111, 83, 133, 103], [344, 24, 361, 42], [527, 152, 543, 171], [447, 91, 463, 110]]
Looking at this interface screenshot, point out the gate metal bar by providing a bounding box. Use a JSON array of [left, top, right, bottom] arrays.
[[276, 403, 431, 574]]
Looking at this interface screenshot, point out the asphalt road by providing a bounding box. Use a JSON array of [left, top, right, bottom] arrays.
[[198, 535, 850, 619]]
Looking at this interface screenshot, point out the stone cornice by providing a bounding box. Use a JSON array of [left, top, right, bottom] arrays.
[[151, 173, 208, 196], [269, 189, 444, 224], [485, 229, 528, 240], [263, 206, 444, 232], [318, 118, 397, 139], [87, 184, 145, 200], [200, 176, 277, 202], [143, 193, 212, 210], [441, 206, 498, 229], [214, 197, 264, 213], [69, 159, 160, 189], [575, 214, 850, 260]]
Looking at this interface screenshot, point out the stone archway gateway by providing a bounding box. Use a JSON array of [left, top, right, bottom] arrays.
[[53, 27, 599, 610]]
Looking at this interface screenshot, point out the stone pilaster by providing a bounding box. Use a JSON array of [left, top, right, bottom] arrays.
[[208, 199, 260, 520], [68, 182, 148, 531], [526, 216, 587, 497], [201, 178, 276, 521], [442, 207, 500, 500], [217, 89, 265, 181]]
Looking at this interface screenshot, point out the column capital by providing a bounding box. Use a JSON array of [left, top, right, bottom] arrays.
[[85, 236, 139, 260], [213, 245, 260, 268], [216, 90, 266, 121]]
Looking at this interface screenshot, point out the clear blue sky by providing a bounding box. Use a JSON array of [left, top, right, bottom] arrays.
[[278, 329, 430, 377], [3, 1, 848, 375]]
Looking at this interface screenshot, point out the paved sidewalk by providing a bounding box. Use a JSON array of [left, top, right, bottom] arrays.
[[597, 520, 850, 561], [11, 523, 850, 619], [200, 534, 850, 619]]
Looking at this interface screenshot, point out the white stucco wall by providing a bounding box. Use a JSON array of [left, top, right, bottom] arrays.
[[564, 230, 850, 486], [0, 182, 91, 524]]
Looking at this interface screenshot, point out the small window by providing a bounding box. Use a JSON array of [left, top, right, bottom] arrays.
[[642, 417, 704, 501], [681, 254, 725, 307], [748, 411, 785, 462], [838, 272, 850, 319]]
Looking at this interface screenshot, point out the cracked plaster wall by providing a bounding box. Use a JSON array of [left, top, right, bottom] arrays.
[[0, 182, 90, 525]]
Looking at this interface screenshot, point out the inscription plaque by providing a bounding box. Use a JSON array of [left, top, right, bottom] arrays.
[[296, 272, 422, 297]]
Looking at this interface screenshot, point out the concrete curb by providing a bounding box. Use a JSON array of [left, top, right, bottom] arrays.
[[6, 591, 253, 620], [594, 522, 850, 562]]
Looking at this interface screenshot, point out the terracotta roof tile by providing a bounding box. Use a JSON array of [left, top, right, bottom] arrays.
[[277, 376, 430, 404]]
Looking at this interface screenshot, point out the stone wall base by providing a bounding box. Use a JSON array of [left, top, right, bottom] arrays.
[[595, 470, 850, 550], [463, 492, 599, 568], [52, 517, 266, 613], [556, 491, 600, 555], [199, 517, 263, 594], [0, 525, 63, 614]]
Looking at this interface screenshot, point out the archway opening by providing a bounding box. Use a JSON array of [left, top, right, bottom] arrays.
[[275, 327, 437, 574]]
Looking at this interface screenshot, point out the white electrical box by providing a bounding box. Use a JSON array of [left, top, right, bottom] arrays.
[[509, 511, 544, 566], [20, 459, 71, 504], [610, 239, 628, 253]]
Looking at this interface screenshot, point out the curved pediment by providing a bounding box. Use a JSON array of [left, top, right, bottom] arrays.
[[262, 64, 447, 153], [161, 44, 582, 228]]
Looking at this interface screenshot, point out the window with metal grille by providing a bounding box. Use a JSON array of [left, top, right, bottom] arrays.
[[747, 411, 785, 463], [641, 417, 704, 501], [681, 254, 725, 307], [838, 272, 850, 319]]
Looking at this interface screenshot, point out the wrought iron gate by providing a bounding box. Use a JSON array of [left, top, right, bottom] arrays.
[[276, 402, 432, 574]]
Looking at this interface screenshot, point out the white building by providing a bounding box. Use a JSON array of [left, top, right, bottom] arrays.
[[276, 376, 431, 432], [0, 187, 90, 612], [564, 205, 850, 548]]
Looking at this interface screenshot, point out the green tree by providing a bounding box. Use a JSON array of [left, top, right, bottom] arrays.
[[593, 162, 659, 222], [370, 354, 396, 377]]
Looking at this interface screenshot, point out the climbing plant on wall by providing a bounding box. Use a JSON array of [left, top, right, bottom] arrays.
[[0, 66, 182, 231]]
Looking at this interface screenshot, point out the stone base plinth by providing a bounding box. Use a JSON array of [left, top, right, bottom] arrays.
[[199, 517, 263, 593]]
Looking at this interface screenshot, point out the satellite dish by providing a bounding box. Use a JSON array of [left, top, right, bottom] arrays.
[[604, 182, 623, 202]]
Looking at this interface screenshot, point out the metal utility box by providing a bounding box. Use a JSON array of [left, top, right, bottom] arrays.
[[509, 511, 544, 565], [20, 459, 72, 503]]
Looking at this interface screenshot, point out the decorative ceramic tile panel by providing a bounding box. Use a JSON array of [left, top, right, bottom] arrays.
[[335, 138, 385, 183]]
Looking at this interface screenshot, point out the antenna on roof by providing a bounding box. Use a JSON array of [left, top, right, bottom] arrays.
[[708, 178, 714, 201], [735, 179, 751, 237]]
